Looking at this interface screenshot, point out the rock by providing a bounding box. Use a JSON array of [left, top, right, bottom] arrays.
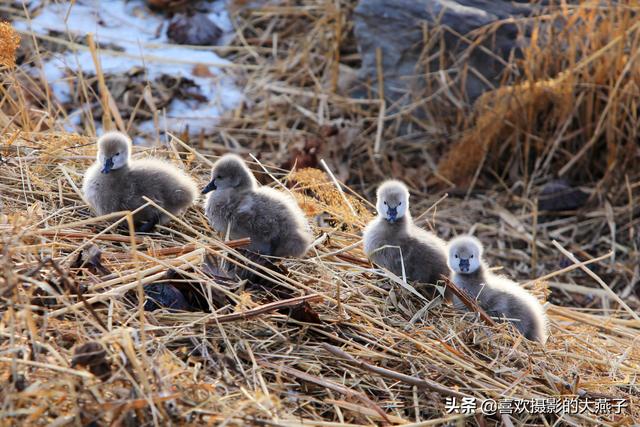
[[144, 282, 190, 311], [353, 0, 536, 103], [146, 0, 191, 12], [538, 179, 589, 212], [167, 13, 223, 46]]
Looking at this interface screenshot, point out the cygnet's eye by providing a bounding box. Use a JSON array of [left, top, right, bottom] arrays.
[[398, 202, 402, 206], [115, 152, 120, 156], [216, 175, 223, 179], [383, 201, 387, 205], [470, 255, 474, 258], [455, 254, 459, 258]]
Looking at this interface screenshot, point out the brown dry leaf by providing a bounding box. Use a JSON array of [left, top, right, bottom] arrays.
[[281, 136, 322, 171], [287, 300, 322, 324], [322, 119, 362, 182], [192, 64, 214, 77]]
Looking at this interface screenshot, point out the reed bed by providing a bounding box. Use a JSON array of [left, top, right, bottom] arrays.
[[1, 0, 640, 426], [217, 0, 640, 318], [1, 129, 638, 426]]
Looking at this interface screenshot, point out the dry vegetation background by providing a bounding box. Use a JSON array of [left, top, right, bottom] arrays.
[[1, 1, 640, 426]]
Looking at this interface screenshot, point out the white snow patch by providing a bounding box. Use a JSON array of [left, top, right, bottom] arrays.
[[15, 0, 243, 138]]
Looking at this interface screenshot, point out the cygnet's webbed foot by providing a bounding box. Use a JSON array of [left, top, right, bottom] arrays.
[[136, 218, 158, 233]]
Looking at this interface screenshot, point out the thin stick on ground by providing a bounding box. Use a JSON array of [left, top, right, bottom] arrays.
[[205, 294, 323, 324], [441, 275, 497, 327], [258, 360, 392, 425], [552, 240, 640, 322], [322, 343, 474, 400]]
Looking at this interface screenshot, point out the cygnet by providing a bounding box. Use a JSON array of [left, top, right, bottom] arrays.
[[82, 131, 198, 232], [202, 154, 312, 257], [363, 180, 449, 298], [447, 235, 549, 343]]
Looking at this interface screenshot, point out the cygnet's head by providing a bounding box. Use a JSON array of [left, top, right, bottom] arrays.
[[202, 154, 256, 194], [376, 180, 410, 223], [97, 132, 131, 174], [448, 235, 483, 274]]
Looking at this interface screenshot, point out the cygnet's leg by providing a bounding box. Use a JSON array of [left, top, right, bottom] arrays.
[[248, 239, 275, 256], [137, 220, 157, 233], [136, 211, 160, 233], [268, 237, 281, 257]]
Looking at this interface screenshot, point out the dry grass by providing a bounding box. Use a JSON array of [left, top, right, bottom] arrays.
[[438, 2, 640, 190], [1, 2, 640, 426], [214, 0, 640, 306], [0, 22, 20, 69], [1, 130, 639, 426]]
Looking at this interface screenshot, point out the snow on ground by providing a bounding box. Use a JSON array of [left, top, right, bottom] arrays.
[[15, 0, 243, 139]]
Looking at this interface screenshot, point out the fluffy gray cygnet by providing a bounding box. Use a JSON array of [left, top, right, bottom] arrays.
[[82, 131, 198, 232], [362, 180, 449, 297], [202, 154, 312, 257], [447, 235, 549, 344]]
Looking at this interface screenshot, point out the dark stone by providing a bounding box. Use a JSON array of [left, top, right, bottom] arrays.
[[144, 282, 190, 311], [167, 13, 223, 46], [538, 179, 589, 212], [146, 0, 192, 12], [10, 373, 27, 392], [353, 0, 537, 103]]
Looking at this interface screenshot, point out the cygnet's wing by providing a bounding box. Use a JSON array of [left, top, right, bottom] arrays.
[[402, 226, 449, 284], [259, 186, 309, 229], [81, 162, 105, 210], [234, 190, 287, 242], [128, 159, 198, 207], [410, 225, 448, 255], [482, 272, 549, 343]]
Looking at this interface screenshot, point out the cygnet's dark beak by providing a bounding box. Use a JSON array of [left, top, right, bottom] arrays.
[[386, 206, 398, 223], [459, 258, 470, 273], [101, 157, 114, 174], [201, 179, 217, 194]]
